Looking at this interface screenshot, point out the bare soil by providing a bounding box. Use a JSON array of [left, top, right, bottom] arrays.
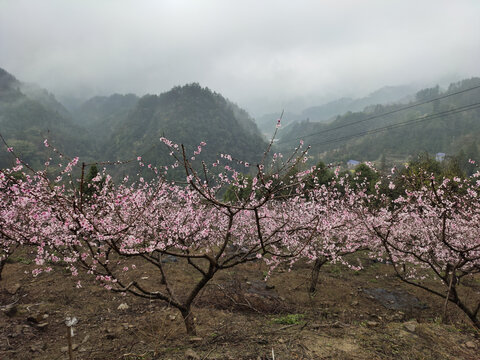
[[1, 254, 479, 359]]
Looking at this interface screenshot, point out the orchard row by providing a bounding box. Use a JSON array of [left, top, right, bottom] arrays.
[[1, 137, 479, 334]]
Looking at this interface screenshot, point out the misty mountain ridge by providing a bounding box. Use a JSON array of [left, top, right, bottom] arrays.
[[302, 85, 416, 120], [1, 65, 479, 177], [0, 68, 18, 89], [0, 67, 23, 101], [0, 67, 91, 169], [19, 82, 71, 119], [0, 68, 267, 176], [72, 93, 139, 141], [255, 84, 418, 137], [278, 77, 480, 168], [101, 83, 267, 173], [0, 68, 70, 118]]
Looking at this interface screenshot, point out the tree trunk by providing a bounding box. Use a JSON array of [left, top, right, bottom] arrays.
[[309, 257, 327, 294], [0, 259, 5, 281], [180, 307, 196, 335], [442, 270, 456, 323]]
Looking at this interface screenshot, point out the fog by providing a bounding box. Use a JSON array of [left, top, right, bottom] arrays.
[[1, 0, 479, 115]]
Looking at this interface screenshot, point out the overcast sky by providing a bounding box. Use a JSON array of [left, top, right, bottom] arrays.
[[1, 0, 479, 115]]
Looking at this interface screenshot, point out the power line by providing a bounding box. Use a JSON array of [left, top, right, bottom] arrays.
[[306, 102, 480, 148], [309, 103, 480, 147], [281, 84, 480, 144]]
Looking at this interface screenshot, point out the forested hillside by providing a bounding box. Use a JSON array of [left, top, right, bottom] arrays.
[[0, 69, 267, 177], [72, 93, 139, 140], [278, 78, 480, 166], [2, 64, 480, 177], [102, 83, 267, 171], [255, 85, 417, 137], [0, 68, 91, 169]]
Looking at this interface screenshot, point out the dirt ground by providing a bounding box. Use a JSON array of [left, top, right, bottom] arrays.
[[0, 253, 479, 360]]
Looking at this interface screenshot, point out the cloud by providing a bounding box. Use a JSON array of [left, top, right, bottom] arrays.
[[1, 0, 479, 114]]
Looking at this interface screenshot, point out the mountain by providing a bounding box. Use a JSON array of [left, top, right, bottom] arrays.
[[254, 111, 302, 139], [72, 93, 139, 140], [0, 67, 22, 100], [19, 82, 71, 118], [0, 69, 267, 177], [255, 85, 417, 138], [101, 83, 267, 175], [277, 78, 480, 167], [3, 64, 478, 177], [301, 85, 416, 122], [0, 67, 91, 169]]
